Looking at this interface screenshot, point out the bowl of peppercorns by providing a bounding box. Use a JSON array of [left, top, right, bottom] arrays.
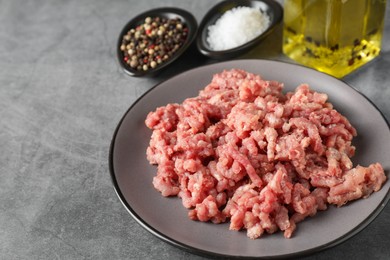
[[117, 7, 198, 77]]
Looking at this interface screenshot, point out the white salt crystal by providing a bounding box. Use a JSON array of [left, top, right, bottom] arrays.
[[206, 6, 271, 51]]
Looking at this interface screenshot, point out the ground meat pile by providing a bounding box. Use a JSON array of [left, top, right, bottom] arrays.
[[145, 69, 386, 239]]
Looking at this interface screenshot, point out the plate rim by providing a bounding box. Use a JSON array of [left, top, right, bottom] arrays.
[[108, 59, 390, 259]]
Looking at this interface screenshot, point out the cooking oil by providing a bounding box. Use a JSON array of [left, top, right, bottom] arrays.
[[283, 0, 387, 78]]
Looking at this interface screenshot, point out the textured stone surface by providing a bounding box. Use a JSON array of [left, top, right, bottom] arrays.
[[0, 0, 389, 259]]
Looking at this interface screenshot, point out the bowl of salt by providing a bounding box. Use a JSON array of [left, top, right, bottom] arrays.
[[196, 0, 283, 60]]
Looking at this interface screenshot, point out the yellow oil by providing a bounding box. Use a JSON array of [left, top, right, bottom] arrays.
[[283, 0, 387, 78]]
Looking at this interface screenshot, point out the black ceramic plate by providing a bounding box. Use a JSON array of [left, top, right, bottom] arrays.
[[197, 0, 283, 59], [117, 7, 198, 77], [109, 60, 389, 259]]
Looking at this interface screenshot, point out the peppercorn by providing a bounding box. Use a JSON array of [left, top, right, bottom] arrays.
[[130, 60, 138, 68], [120, 15, 188, 72], [145, 17, 152, 24]]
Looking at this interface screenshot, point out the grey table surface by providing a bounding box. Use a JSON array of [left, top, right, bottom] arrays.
[[1, 0, 389, 259]]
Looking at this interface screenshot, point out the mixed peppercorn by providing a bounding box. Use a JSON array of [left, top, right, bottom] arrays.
[[120, 16, 188, 72]]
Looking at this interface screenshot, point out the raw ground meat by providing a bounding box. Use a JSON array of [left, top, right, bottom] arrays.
[[145, 69, 387, 239]]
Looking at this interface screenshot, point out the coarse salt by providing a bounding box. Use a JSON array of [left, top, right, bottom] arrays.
[[207, 6, 270, 51]]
